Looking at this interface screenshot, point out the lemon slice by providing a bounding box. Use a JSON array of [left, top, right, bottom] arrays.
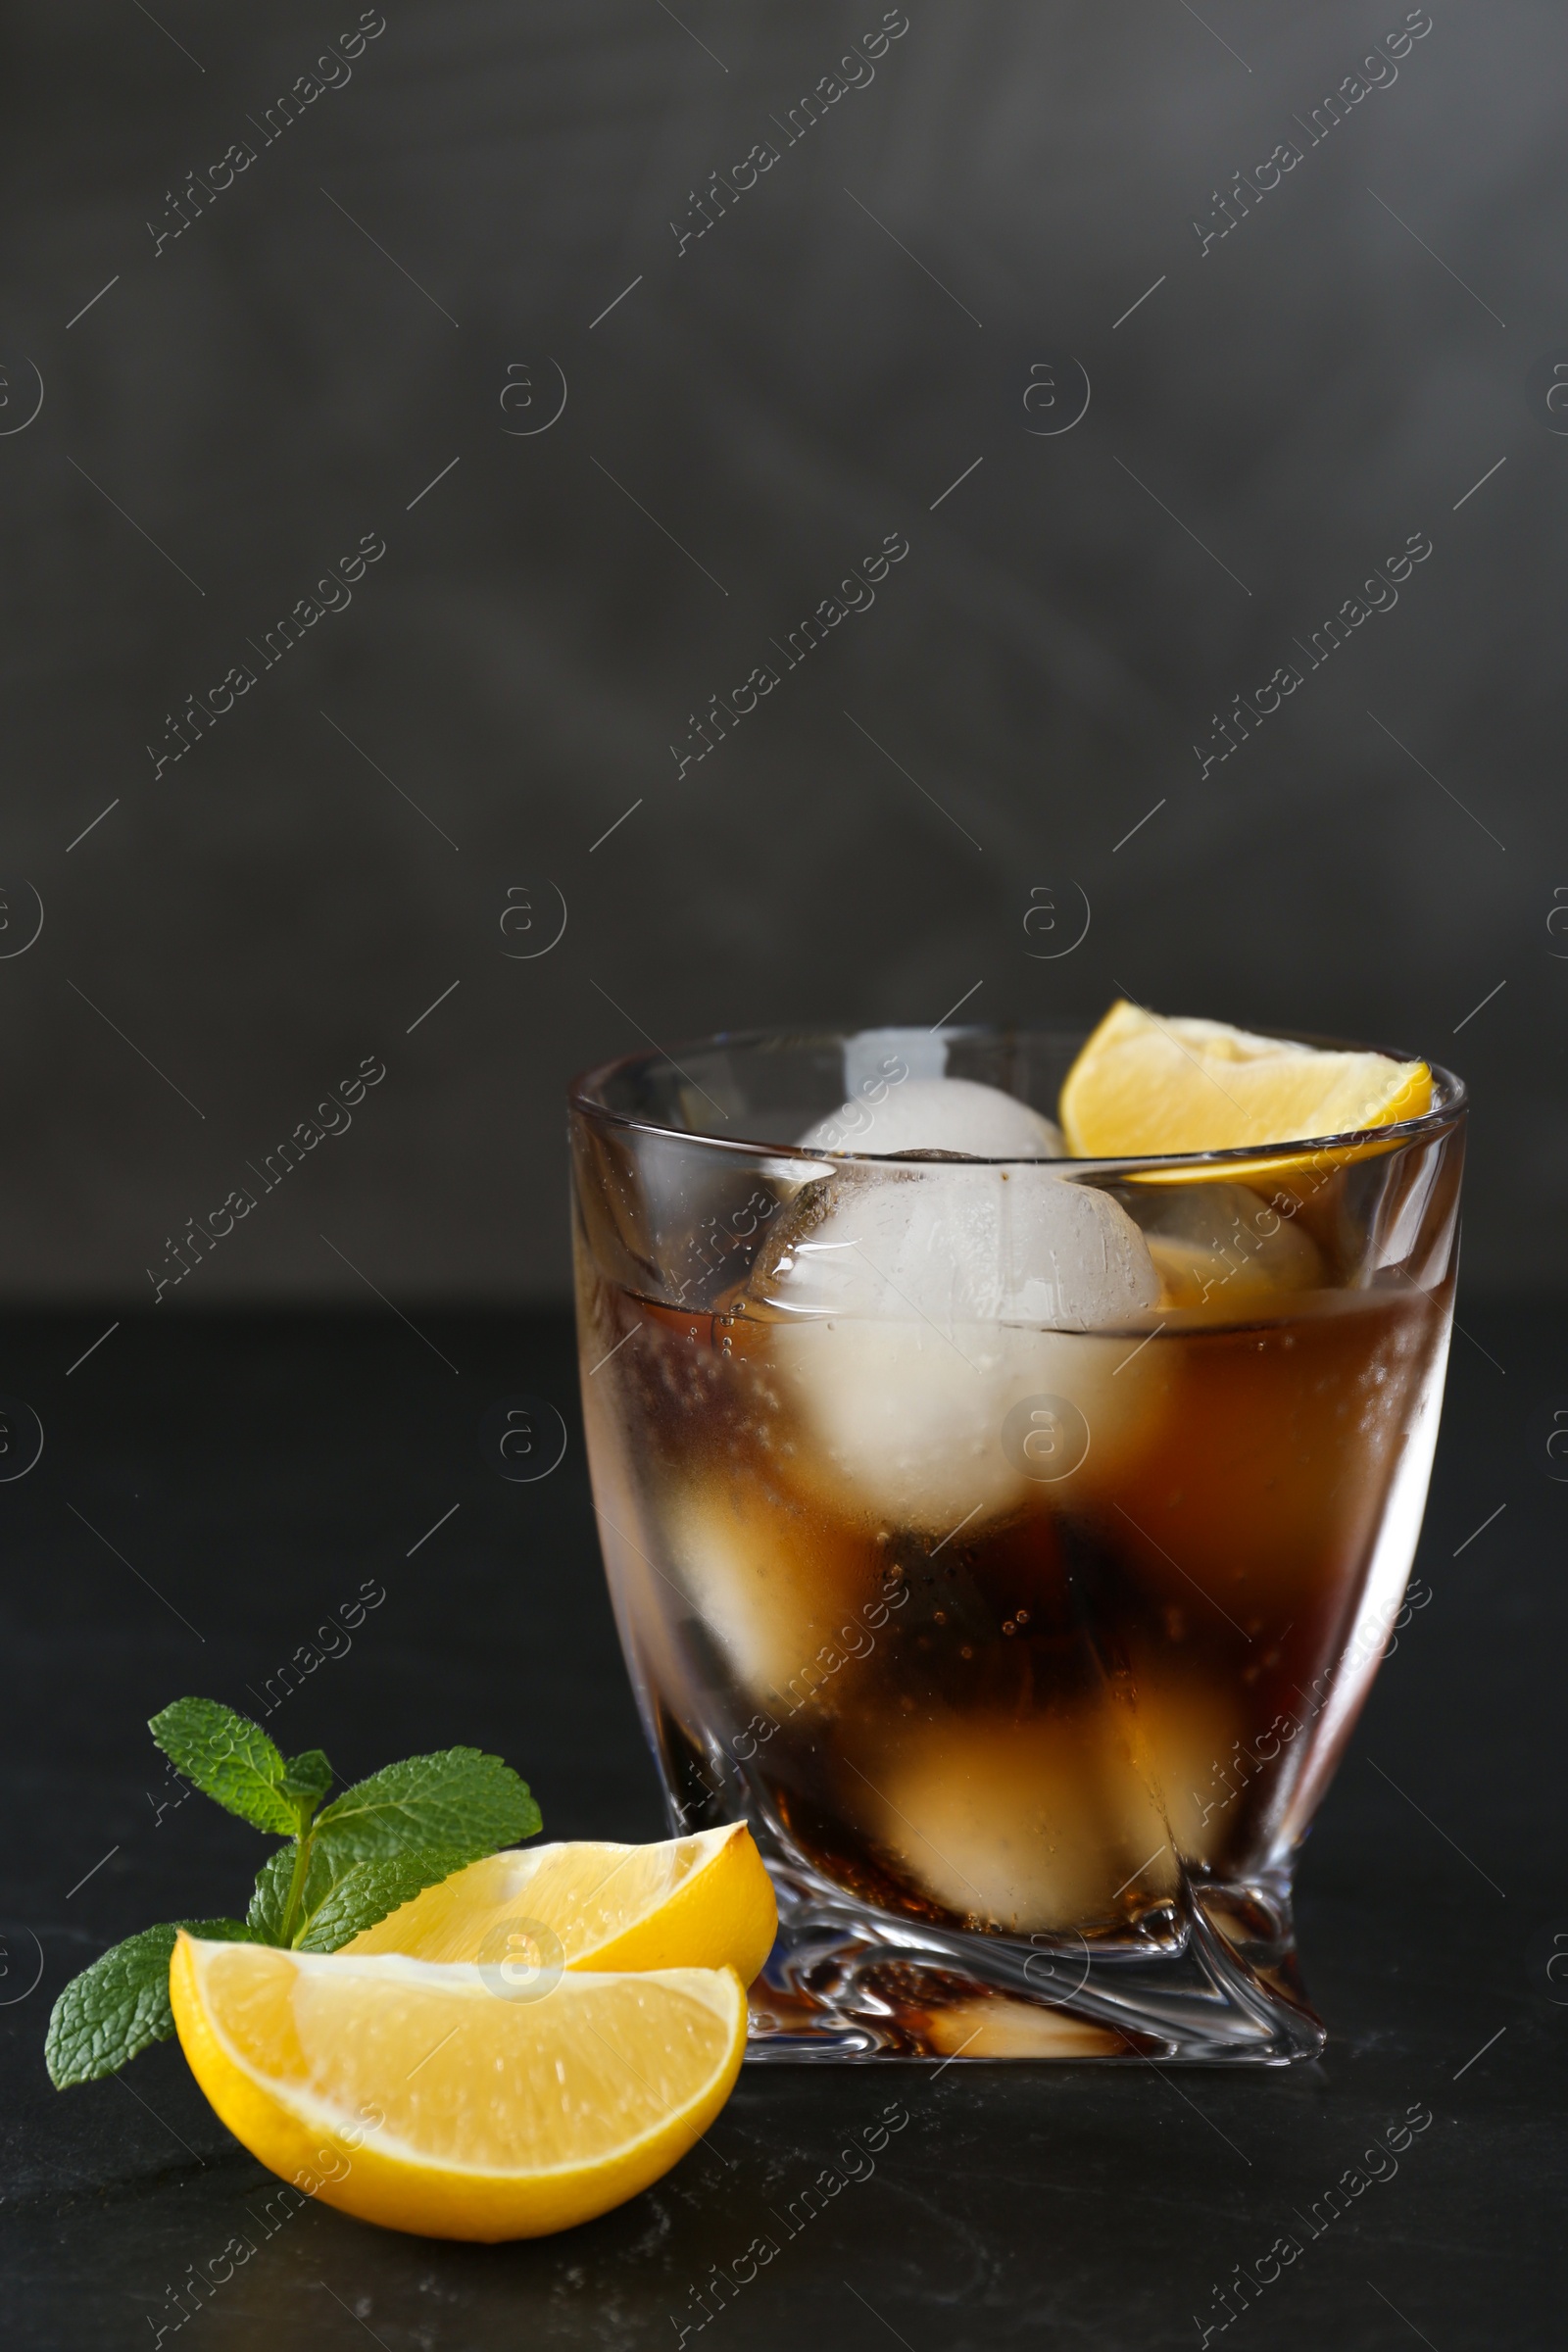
[[1059, 1000, 1431, 1157], [342, 1825, 777, 1988], [170, 1933, 747, 2240]]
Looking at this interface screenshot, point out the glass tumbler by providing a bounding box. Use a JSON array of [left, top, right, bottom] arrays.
[[569, 1026, 1464, 2062]]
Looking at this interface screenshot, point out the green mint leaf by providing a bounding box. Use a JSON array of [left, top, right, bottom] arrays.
[[295, 1847, 474, 1952], [279, 1749, 333, 1808], [247, 1839, 336, 1944], [148, 1699, 296, 1837], [313, 1747, 540, 1866], [45, 1919, 253, 2087]]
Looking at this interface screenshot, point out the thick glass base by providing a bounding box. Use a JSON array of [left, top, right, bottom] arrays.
[[745, 1862, 1325, 2065]]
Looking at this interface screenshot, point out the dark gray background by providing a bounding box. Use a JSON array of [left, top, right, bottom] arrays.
[[2, 0, 1561, 1303]]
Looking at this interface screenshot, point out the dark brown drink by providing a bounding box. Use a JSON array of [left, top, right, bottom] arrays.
[[584, 1273, 1446, 1945]]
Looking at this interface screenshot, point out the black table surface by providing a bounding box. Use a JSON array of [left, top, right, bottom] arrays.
[[2, 1303, 1560, 2350]]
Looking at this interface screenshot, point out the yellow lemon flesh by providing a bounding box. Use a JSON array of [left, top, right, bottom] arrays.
[[343, 1824, 777, 1989], [1058, 999, 1431, 1158], [170, 1933, 747, 2241]]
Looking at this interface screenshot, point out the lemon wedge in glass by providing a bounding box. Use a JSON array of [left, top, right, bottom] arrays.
[[1059, 999, 1430, 1158]]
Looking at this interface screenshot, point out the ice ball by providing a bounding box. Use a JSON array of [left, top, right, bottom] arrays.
[[753, 1161, 1162, 1533], [860, 1709, 1177, 1934], [758, 1161, 1158, 1330], [799, 1075, 1062, 1160]]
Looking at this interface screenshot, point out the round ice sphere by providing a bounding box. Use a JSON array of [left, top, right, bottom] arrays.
[[765, 1317, 1169, 1535], [754, 1157, 1163, 1532], [759, 1162, 1159, 1329], [800, 1076, 1062, 1159], [862, 1710, 1178, 1933]]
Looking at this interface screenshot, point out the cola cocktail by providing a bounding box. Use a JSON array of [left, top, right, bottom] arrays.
[[570, 1026, 1463, 2061]]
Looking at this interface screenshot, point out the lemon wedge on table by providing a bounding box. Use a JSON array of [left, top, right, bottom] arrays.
[[343, 1823, 777, 1987], [1059, 1000, 1431, 1158], [170, 1934, 747, 2241]]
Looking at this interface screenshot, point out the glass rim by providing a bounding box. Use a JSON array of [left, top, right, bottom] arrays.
[[567, 1022, 1467, 1174]]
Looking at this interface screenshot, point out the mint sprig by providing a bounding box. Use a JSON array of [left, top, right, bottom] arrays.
[[45, 1701, 541, 2089]]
